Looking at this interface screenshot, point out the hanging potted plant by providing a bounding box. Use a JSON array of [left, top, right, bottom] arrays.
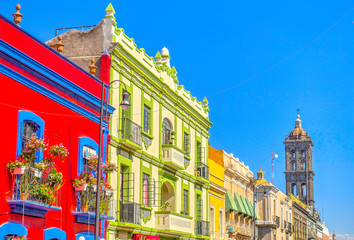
[[102, 162, 118, 174], [31, 162, 46, 178], [6, 158, 27, 175], [12, 236, 29, 240], [49, 143, 69, 162], [73, 177, 87, 191]]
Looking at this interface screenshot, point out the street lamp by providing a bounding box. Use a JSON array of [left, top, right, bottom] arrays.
[[94, 79, 130, 240]]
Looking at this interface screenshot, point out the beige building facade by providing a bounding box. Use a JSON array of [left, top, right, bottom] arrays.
[[256, 170, 293, 240], [224, 151, 256, 240]]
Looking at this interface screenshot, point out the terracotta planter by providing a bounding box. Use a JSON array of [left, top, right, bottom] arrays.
[[75, 184, 87, 191], [21, 193, 28, 200], [13, 166, 26, 175], [82, 205, 88, 212]]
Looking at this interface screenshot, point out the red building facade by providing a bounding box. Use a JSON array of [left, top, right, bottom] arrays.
[[0, 13, 114, 240]]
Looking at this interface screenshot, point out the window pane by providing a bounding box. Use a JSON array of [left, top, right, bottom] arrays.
[[183, 189, 188, 212], [144, 105, 150, 133], [22, 121, 39, 149], [142, 173, 149, 206], [83, 146, 97, 172]]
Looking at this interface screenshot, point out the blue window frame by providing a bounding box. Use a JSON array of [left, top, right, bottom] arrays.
[[0, 222, 27, 239], [17, 111, 45, 162], [78, 137, 99, 175], [44, 228, 67, 240]]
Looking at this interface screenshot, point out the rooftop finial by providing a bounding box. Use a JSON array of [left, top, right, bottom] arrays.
[[105, 3, 116, 19], [56, 35, 64, 53], [12, 4, 23, 26], [89, 58, 96, 75]]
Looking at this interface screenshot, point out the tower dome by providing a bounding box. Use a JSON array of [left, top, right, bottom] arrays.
[[161, 47, 169, 57], [289, 114, 307, 137]]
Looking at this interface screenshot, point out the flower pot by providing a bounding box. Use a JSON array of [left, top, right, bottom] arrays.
[[30, 167, 43, 178], [13, 166, 26, 175], [82, 205, 88, 212], [104, 189, 113, 196], [92, 185, 97, 192], [21, 193, 28, 200], [75, 184, 87, 191]]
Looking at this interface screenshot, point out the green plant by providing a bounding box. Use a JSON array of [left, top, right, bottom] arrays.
[[161, 202, 171, 211], [30, 182, 55, 205], [72, 177, 86, 187], [6, 158, 27, 173], [103, 162, 117, 173], [88, 156, 98, 171], [49, 143, 69, 160]]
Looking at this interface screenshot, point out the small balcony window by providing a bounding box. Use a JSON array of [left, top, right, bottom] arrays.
[[162, 118, 173, 145], [143, 105, 151, 134], [184, 132, 190, 157]]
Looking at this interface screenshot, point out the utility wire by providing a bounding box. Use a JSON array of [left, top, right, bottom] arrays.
[[207, 7, 354, 98]]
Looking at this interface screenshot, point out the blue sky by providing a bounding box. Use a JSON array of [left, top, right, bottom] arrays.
[[1, 0, 353, 237]]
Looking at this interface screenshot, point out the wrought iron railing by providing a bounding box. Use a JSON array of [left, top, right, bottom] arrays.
[[75, 186, 114, 216], [118, 118, 142, 146], [119, 201, 141, 225], [195, 162, 209, 180], [10, 168, 61, 207], [196, 221, 209, 236]]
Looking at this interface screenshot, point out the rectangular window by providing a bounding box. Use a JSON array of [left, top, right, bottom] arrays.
[[210, 207, 215, 235], [197, 141, 202, 162], [22, 121, 39, 150], [183, 189, 189, 213], [184, 132, 190, 156], [83, 146, 97, 172], [219, 210, 223, 234], [143, 105, 150, 133], [142, 173, 149, 206]]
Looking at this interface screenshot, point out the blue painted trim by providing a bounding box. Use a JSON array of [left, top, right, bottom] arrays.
[[0, 14, 103, 85], [8, 200, 61, 218], [44, 228, 67, 240], [73, 212, 114, 225], [76, 231, 94, 240], [78, 137, 99, 175], [101, 220, 105, 239], [0, 40, 114, 116], [0, 222, 27, 239], [17, 110, 45, 160], [0, 63, 110, 128]]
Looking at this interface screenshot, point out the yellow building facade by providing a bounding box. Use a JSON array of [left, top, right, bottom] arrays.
[[223, 151, 256, 240], [208, 146, 226, 240]]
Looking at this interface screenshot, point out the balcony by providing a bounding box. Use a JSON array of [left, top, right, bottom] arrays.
[[117, 118, 142, 150], [73, 187, 114, 224], [196, 220, 209, 236], [8, 168, 61, 218], [162, 145, 185, 171], [120, 201, 141, 225], [195, 162, 209, 183], [155, 211, 193, 235]]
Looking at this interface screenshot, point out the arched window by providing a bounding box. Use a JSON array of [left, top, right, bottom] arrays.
[[44, 228, 67, 240], [302, 161, 306, 170], [0, 222, 27, 240], [17, 111, 45, 162], [292, 161, 296, 171], [301, 184, 306, 196], [162, 118, 173, 145], [292, 152, 295, 158], [78, 137, 99, 174], [292, 184, 297, 195], [302, 151, 306, 158]]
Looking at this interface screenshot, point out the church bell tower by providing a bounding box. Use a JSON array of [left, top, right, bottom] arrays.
[[284, 114, 315, 206]]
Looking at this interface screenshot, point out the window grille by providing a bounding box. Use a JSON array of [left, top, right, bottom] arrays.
[[184, 132, 190, 156], [183, 189, 189, 213], [83, 146, 97, 172], [22, 121, 39, 150], [121, 172, 135, 203], [143, 105, 151, 133], [142, 176, 161, 207], [197, 144, 205, 163], [196, 197, 203, 221]]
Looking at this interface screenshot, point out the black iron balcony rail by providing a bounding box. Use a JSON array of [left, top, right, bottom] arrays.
[[195, 162, 209, 180], [119, 201, 141, 225], [118, 118, 142, 146], [196, 220, 209, 236]]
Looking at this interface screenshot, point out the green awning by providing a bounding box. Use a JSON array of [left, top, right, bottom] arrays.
[[245, 198, 254, 218], [240, 195, 253, 217], [225, 190, 237, 211], [234, 193, 247, 215]]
